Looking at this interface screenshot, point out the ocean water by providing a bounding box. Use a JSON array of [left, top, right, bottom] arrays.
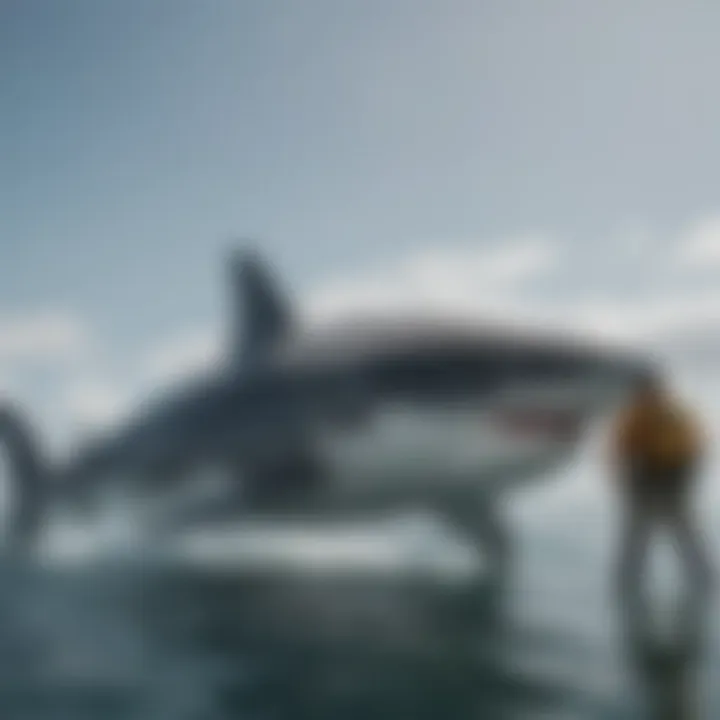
[[0, 476, 718, 720]]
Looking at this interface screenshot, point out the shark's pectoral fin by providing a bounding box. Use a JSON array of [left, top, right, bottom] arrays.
[[154, 446, 327, 533], [441, 493, 512, 579]]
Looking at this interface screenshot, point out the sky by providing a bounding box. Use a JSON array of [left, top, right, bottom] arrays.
[[4, 0, 720, 450]]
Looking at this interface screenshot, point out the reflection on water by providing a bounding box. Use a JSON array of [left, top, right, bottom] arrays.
[[0, 522, 716, 719], [0, 560, 585, 720], [621, 585, 710, 720]]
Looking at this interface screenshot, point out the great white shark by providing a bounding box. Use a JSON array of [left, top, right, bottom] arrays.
[[0, 249, 650, 567]]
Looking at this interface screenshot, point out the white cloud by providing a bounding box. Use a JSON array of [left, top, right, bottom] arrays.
[[675, 215, 720, 267], [405, 236, 557, 289], [141, 326, 221, 388], [0, 310, 89, 361], [306, 237, 560, 323], [305, 237, 640, 347], [569, 292, 720, 338]]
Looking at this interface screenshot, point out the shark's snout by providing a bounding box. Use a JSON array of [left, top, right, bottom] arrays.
[[605, 352, 657, 392], [578, 349, 657, 417]]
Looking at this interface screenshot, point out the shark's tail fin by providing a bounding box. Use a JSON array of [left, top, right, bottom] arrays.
[[228, 248, 293, 369], [0, 403, 48, 552]]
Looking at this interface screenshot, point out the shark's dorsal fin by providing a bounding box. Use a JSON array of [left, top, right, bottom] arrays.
[[228, 248, 293, 368]]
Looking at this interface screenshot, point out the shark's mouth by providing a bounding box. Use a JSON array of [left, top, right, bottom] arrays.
[[495, 408, 584, 442]]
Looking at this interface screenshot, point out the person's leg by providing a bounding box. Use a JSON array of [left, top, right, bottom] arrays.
[[668, 483, 713, 593], [617, 488, 654, 601]]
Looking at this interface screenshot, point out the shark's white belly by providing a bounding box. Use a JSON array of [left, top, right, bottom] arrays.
[[315, 396, 584, 504], [129, 381, 611, 529]]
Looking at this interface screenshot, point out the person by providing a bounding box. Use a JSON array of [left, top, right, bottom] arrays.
[[611, 368, 712, 598]]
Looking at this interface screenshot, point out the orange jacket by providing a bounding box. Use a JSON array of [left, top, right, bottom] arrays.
[[612, 395, 703, 471]]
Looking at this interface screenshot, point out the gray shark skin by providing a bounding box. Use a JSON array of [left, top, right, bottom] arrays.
[[0, 250, 650, 559]]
